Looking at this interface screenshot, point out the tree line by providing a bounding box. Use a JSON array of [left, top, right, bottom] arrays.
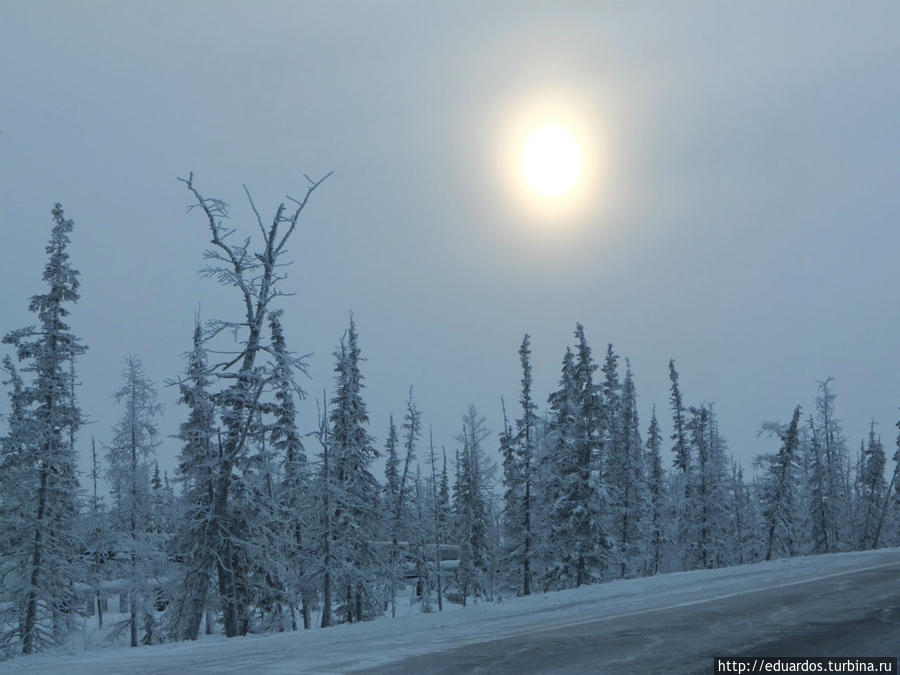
[[2, 181, 898, 659]]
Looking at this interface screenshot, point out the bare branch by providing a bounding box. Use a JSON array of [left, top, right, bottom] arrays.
[[277, 170, 334, 256], [242, 184, 267, 240]]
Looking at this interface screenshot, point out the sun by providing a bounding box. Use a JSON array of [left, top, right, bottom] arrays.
[[520, 124, 583, 197]]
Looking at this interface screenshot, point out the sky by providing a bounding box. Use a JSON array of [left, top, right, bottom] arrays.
[[2, 1, 899, 485]]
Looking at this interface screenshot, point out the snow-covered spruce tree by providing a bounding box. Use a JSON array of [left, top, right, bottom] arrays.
[[176, 172, 329, 639], [573, 326, 608, 582], [500, 334, 538, 596], [527, 413, 551, 578], [756, 406, 802, 561], [383, 415, 400, 521], [453, 405, 492, 605], [871, 418, 900, 549], [105, 355, 164, 647], [644, 407, 665, 575], [412, 464, 432, 610], [439, 448, 453, 542], [313, 392, 336, 628], [541, 347, 578, 590], [707, 406, 731, 566], [499, 398, 522, 593], [598, 344, 620, 491], [597, 343, 620, 572], [806, 378, 851, 553], [269, 311, 313, 630], [514, 336, 538, 595], [668, 360, 690, 475], [685, 403, 730, 569], [0, 359, 40, 656], [542, 331, 606, 590], [727, 460, 755, 565], [427, 429, 444, 611], [387, 389, 421, 618], [328, 317, 380, 624], [666, 360, 691, 570], [609, 360, 646, 578], [167, 323, 217, 641], [856, 422, 886, 550], [229, 408, 289, 635], [380, 415, 399, 609], [1, 205, 86, 656], [806, 415, 832, 554]]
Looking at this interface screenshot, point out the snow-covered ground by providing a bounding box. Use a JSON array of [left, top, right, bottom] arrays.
[[4, 548, 898, 674]]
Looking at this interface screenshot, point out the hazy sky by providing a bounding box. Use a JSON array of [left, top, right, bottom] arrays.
[[2, 1, 899, 483]]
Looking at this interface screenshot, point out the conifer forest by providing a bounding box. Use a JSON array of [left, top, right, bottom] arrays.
[[1, 185, 898, 660]]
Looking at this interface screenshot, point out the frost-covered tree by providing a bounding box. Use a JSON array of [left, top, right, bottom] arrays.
[[439, 448, 452, 542], [387, 389, 421, 618], [105, 355, 163, 647], [313, 393, 336, 628], [328, 317, 380, 623], [149, 463, 177, 538], [83, 437, 110, 630], [167, 323, 217, 641], [667, 359, 692, 569], [542, 332, 605, 590], [499, 397, 520, 589], [383, 415, 400, 516], [857, 422, 886, 550], [685, 403, 729, 569], [668, 360, 689, 474], [757, 406, 802, 561], [454, 405, 492, 605], [599, 343, 621, 484], [806, 416, 832, 554], [541, 347, 578, 589], [644, 407, 665, 575], [427, 429, 444, 611], [500, 335, 538, 596], [806, 378, 850, 553], [1, 204, 86, 656], [412, 464, 432, 610], [608, 360, 646, 577], [176, 172, 329, 638], [268, 310, 312, 630], [872, 417, 900, 549], [573, 326, 608, 582], [727, 460, 758, 565]]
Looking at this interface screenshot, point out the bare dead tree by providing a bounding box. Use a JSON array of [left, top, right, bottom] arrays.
[[175, 171, 331, 639]]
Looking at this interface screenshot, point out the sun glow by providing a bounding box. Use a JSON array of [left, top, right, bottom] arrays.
[[492, 86, 612, 231], [521, 125, 583, 197]]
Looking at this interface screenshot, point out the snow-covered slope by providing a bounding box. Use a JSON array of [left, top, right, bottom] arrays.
[[4, 548, 898, 674]]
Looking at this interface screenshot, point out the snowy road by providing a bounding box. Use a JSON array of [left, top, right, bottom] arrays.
[[366, 554, 900, 674], [5, 548, 899, 674]]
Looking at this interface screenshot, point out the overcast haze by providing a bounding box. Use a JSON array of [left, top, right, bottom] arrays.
[[2, 1, 899, 482]]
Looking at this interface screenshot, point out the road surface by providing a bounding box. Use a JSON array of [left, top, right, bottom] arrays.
[[360, 556, 900, 674]]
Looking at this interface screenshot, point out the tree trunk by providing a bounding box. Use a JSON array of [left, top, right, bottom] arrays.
[[320, 570, 332, 628], [344, 584, 353, 624], [129, 594, 138, 648], [217, 540, 239, 638], [301, 594, 311, 630], [22, 466, 49, 655]]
